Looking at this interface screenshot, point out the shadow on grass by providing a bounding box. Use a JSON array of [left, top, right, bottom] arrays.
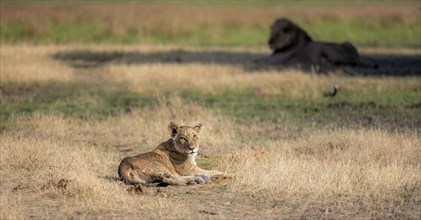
[[52, 49, 421, 76]]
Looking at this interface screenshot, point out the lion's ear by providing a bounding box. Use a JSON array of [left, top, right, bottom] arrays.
[[193, 123, 203, 133], [168, 122, 180, 138]]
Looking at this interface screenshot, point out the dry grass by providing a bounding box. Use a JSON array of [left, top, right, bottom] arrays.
[[3, 45, 419, 98], [0, 45, 74, 82], [229, 130, 420, 215], [0, 98, 235, 219], [1, 105, 420, 219], [110, 62, 420, 100], [1, 45, 420, 218]]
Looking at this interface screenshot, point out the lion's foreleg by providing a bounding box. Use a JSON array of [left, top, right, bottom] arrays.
[[193, 167, 235, 179], [193, 167, 224, 177], [158, 173, 207, 186]]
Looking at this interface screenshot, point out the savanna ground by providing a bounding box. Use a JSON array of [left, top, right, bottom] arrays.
[[1, 2, 421, 219]]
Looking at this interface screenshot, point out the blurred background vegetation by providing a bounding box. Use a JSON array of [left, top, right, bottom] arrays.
[[1, 0, 420, 47], [1, 1, 420, 130]]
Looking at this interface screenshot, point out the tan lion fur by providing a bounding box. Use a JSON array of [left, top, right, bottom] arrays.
[[118, 122, 226, 186]]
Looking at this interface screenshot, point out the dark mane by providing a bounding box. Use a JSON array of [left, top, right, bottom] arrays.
[[273, 24, 312, 55]]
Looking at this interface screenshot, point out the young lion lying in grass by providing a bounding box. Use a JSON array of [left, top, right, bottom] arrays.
[[118, 122, 229, 186]]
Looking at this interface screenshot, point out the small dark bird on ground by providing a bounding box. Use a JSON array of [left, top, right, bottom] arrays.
[[324, 85, 339, 97]]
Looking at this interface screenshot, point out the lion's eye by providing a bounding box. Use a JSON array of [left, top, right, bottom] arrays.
[[179, 137, 187, 143], [193, 135, 198, 140]]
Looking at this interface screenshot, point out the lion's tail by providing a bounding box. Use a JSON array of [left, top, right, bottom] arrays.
[[118, 158, 144, 185]]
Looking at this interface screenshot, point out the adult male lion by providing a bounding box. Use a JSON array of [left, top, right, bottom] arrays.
[[118, 122, 229, 186], [257, 18, 360, 66]]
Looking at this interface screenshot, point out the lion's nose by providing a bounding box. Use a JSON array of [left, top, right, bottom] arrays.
[[188, 146, 195, 150]]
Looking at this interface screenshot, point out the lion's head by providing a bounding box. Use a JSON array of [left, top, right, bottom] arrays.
[[268, 18, 312, 53], [168, 122, 202, 157]]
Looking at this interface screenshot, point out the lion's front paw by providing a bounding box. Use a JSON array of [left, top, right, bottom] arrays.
[[188, 176, 207, 185], [194, 174, 209, 183]]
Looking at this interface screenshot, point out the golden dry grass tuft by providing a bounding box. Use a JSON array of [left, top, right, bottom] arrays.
[[228, 129, 420, 203], [0, 45, 74, 82]]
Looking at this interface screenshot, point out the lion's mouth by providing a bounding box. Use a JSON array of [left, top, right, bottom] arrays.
[[185, 149, 198, 157]]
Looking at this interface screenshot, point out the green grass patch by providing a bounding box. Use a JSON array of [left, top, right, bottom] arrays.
[[295, 16, 420, 47], [0, 82, 156, 127], [1, 5, 419, 47], [0, 21, 110, 44], [1, 78, 419, 132], [184, 88, 421, 130], [1, 18, 418, 47]]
